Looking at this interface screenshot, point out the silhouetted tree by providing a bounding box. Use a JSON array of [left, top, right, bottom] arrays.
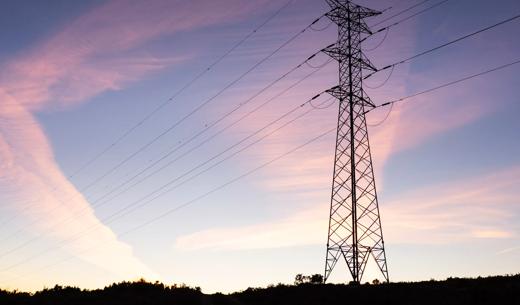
[[294, 274, 305, 285], [294, 273, 323, 285], [310, 274, 323, 284], [1, 274, 519, 305]]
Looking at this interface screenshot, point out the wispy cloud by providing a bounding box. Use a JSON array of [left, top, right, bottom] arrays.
[[497, 245, 520, 255], [1, 0, 273, 110], [171, 8, 519, 254], [219, 7, 510, 203], [175, 207, 327, 251], [174, 166, 520, 251], [384, 166, 520, 244], [0, 0, 273, 285]]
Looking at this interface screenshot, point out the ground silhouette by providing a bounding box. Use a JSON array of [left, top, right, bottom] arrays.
[[0, 274, 518, 305]]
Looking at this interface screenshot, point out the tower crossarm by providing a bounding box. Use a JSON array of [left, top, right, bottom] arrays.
[[325, 86, 375, 108], [321, 44, 378, 72]]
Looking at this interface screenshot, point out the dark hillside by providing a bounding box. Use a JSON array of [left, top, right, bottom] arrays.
[[0, 275, 519, 305]]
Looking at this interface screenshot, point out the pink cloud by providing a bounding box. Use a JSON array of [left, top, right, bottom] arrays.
[[3, 0, 274, 110], [0, 89, 158, 285], [179, 14, 516, 253], [472, 230, 512, 239], [497, 246, 520, 255], [174, 166, 520, 251], [175, 206, 327, 251], [221, 53, 499, 203], [382, 166, 520, 244], [0, 0, 274, 288], [199, 19, 419, 197]]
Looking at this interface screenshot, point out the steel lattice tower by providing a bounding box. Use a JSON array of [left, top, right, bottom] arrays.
[[323, 0, 389, 283]]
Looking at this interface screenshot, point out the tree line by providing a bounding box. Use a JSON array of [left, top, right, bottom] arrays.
[[0, 274, 518, 305]]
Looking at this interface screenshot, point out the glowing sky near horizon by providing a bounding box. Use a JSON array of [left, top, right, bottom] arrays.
[[0, 0, 519, 293]]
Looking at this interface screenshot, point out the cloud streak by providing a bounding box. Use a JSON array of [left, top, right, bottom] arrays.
[[172, 15, 510, 253], [174, 166, 520, 251], [0, 0, 273, 286]]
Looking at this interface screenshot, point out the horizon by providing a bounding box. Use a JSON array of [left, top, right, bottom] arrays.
[[0, 0, 519, 294], [3, 273, 520, 294]]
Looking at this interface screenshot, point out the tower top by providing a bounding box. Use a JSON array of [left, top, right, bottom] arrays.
[[325, 0, 381, 32], [325, 0, 381, 18]]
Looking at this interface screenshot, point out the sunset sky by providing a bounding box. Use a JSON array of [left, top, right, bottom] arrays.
[[0, 0, 519, 293]]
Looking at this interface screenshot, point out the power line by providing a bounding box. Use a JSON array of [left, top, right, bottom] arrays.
[[371, 59, 520, 111], [363, 27, 389, 51], [5, 0, 516, 285], [15, 56, 520, 262], [0, 10, 331, 241], [5, 55, 518, 271], [0, 47, 332, 250], [371, 0, 430, 27], [310, 19, 334, 31], [4, 125, 336, 283], [367, 102, 394, 127], [100, 97, 335, 225], [0, 0, 294, 233], [1, 0, 448, 237], [376, 0, 450, 32], [306, 57, 334, 69], [365, 13, 520, 79], [74, 11, 329, 196], [66, 0, 295, 181], [361, 0, 452, 46], [0, 17, 334, 253], [365, 65, 394, 89], [79, 20, 317, 191], [0, 92, 332, 272], [120, 128, 336, 237], [91, 90, 330, 226], [4, 56, 518, 274], [90, 62, 331, 209], [0, 52, 332, 254]]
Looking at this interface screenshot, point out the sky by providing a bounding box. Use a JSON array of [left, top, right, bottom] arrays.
[[0, 0, 519, 293]]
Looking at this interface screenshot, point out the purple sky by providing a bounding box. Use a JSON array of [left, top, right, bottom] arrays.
[[0, 0, 519, 293]]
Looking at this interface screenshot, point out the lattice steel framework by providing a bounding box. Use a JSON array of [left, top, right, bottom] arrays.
[[323, 0, 389, 283]]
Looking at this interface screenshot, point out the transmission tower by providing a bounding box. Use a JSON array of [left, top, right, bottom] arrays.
[[322, 0, 389, 283]]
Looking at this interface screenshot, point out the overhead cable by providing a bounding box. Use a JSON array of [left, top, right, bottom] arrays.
[[365, 14, 520, 79], [371, 59, 520, 112]]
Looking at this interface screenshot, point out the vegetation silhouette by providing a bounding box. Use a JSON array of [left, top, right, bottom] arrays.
[[294, 273, 323, 285], [0, 274, 519, 304]]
